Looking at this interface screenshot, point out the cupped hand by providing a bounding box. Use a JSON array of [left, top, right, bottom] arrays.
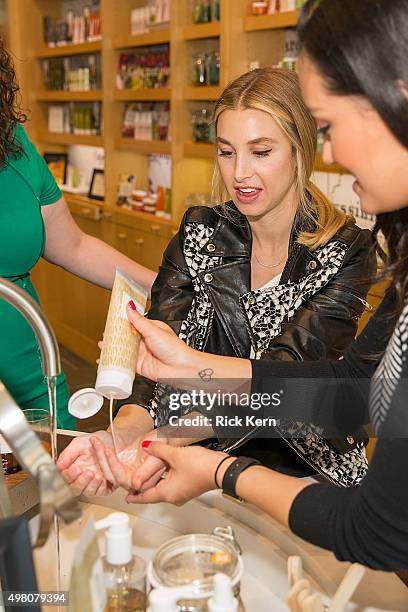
[[90, 432, 166, 492], [57, 430, 116, 497]]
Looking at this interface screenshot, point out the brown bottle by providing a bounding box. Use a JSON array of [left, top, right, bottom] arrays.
[[0, 434, 21, 475]]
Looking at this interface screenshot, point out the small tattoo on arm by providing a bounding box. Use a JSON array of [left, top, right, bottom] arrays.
[[198, 368, 214, 382]]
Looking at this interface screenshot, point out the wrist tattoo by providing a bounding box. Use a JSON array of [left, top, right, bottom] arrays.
[[198, 367, 214, 382]]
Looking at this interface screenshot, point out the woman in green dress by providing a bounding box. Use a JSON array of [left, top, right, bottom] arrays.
[[0, 40, 156, 429]]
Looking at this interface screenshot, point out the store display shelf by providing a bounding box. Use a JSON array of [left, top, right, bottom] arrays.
[[115, 137, 171, 154], [183, 142, 215, 159], [36, 89, 103, 101], [182, 21, 221, 40], [314, 153, 347, 174], [183, 85, 222, 100], [34, 40, 102, 58], [113, 29, 171, 49], [244, 10, 300, 32], [113, 88, 171, 101], [38, 131, 103, 146]]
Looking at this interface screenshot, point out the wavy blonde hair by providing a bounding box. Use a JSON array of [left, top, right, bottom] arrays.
[[212, 68, 350, 250]]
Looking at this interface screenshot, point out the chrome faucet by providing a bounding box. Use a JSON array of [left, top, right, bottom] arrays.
[[0, 277, 81, 546]]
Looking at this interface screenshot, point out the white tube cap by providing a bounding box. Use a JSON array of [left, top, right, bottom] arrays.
[[95, 368, 133, 399], [68, 388, 104, 418]]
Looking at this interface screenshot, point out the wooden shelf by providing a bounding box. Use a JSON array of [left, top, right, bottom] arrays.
[[115, 137, 171, 154], [36, 89, 103, 101], [113, 29, 171, 49], [38, 131, 103, 146], [244, 10, 300, 32], [183, 86, 221, 100], [113, 88, 171, 101], [314, 153, 347, 174], [183, 142, 215, 159], [182, 21, 221, 40], [34, 40, 102, 58]]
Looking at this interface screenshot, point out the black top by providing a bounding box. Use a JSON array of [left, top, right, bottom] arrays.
[[251, 288, 408, 570]]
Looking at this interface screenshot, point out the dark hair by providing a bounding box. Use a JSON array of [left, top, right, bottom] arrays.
[[298, 0, 408, 308], [0, 38, 27, 167]]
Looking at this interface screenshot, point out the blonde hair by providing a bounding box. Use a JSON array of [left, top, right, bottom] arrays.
[[212, 68, 350, 250]]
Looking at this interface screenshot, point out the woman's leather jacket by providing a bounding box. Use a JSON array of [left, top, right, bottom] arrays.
[[122, 204, 376, 487]]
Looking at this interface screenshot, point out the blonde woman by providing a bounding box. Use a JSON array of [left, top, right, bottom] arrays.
[[59, 68, 375, 495]]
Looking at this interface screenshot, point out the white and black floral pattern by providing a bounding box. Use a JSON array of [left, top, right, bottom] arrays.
[[241, 241, 348, 358]]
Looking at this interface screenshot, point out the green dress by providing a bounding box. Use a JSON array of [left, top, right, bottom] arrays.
[[0, 125, 75, 429]]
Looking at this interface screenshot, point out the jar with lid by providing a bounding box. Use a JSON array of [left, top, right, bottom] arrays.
[[148, 530, 245, 612]]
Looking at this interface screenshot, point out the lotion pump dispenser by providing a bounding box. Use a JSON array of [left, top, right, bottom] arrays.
[[95, 512, 146, 611], [208, 573, 239, 612]]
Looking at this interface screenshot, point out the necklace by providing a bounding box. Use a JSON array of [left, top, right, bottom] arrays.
[[253, 251, 286, 269]]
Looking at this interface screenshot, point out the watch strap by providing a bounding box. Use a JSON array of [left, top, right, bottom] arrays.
[[222, 456, 261, 500]]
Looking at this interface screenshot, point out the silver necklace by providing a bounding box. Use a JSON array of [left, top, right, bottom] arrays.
[[253, 251, 286, 269]]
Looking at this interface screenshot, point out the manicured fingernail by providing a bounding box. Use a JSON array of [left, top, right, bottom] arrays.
[[128, 300, 136, 311], [142, 440, 152, 448]]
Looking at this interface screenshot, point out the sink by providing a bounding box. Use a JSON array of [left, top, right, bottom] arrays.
[[31, 488, 408, 611]]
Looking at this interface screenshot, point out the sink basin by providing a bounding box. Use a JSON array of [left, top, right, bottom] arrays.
[[31, 487, 408, 611]]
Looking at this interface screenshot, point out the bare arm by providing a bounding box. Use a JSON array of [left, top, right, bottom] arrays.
[[41, 196, 156, 293]]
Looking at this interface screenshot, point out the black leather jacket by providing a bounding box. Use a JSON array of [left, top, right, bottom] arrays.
[[122, 204, 376, 485]]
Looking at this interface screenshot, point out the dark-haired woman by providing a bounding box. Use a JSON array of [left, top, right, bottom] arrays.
[[96, 0, 408, 572], [0, 40, 155, 428]]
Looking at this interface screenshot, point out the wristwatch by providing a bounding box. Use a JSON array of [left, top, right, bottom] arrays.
[[221, 456, 261, 501]]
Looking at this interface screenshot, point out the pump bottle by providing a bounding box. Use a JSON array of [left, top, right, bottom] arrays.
[[95, 512, 146, 612]]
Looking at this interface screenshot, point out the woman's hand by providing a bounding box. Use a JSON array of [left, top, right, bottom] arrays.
[[57, 430, 117, 496], [125, 442, 234, 506], [127, 305, 201, 383]]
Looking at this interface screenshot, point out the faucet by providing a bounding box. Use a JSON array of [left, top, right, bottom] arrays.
[[0, 277, 81, 546]]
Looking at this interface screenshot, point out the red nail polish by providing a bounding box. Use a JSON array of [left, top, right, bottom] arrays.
[[128, 300, 136, 311], [141, 440, 152, 448]]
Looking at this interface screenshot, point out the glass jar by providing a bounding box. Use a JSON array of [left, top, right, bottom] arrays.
[[148, 530, 244, 612]]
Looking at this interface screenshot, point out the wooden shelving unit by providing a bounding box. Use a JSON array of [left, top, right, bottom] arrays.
[[244, 10, 300, 31], [113, 30, 171, 49], [36, 89, 103, 101], [9, 0, 343, 231], [34, 40, 102, 58], [182, 21, 221, 40], [38, 131, 103, 146], [115, 137, 171, 155]]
